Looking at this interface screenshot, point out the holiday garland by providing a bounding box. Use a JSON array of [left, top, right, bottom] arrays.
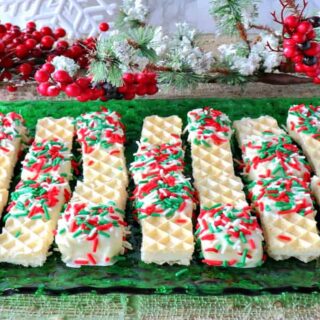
[[1, 0, 320, 101]]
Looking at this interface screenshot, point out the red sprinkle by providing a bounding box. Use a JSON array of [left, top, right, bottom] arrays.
[[277, 234, 292, 241]]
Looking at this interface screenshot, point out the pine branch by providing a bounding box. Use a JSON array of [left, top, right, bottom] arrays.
[[210, 0, 260, 38], [158, 71, 207, 89]]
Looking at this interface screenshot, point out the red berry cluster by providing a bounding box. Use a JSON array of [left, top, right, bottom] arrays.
[[283, 15, 320, 83], [118, 72, 158, 100], [0, 21, 66, 91], [35, 64, 105, 101]]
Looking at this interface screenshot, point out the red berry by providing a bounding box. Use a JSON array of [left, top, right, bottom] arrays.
[[5, 23, 12, 31], [6, 85, 17, 92], [283, 47, 298, 58], [146, 85, 159, 95], [65, 83, 81, 97], [41, 35, 55, 49], [136, 73, 149, 85], [0, 41, 4, 53], [31, 48, 42, 58], [292, 55, 303, 63], [19, 63, 33, 76], [118, 85, 127, 94], [313, 77, 320, 84], [284, 15, 299, 29], [56, 40, 69, 50], [76, 77, 91, 89], [304, 42, 320, 56], [0, 71, 12, 81], [77, 94, 89, 102], [32, 31, 42, 41], [0, 24, 6, 34], [26, 21, 36, 29], [295, 63, 305, 72], [297, 21, 313, 34], [34, 69, 50, 82], [146, 72, 157, 83], [42, 63, 55, 74], [136, 84, 147, 96], [47, 86, 60, 97], [37, 82, 51, 96], [1, 57, 14, 68], [124, 92, 135, 100], [25, 38, 37, 49], [69, 45, 82, 58], [53, 70, 72, 83], [40, 26, 52, 36], [283, 38, 296, 48], [123, 73, 135, 84], [307, 30, 317, 40], [77, 56, 88, 68], [15, 44, 29, 58], [54, 28, 66, 38], [99, 22, 109, 32], [292, 33, 306, 43]]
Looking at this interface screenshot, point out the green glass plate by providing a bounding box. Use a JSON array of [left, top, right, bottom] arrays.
[[0, 97, 320, 296]]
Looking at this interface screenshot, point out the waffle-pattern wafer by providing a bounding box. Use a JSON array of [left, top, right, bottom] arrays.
[[187, 108, 234, 184], [234, 114, 320, 262], [196, 175, 247, 208], [131, 115, 195, 265], [75, 109, 125, 154], [72, 180, 127, 211], [241, 132, 311, 181], [56, 201, 130, 267], [21, 139, 72, 181], [141, 115, 182, 145], [0, 112, 29, 193], [196, 204, 264, 267], [187, 108, 263, 267], [133, 172, 195, 265], [287, 104, 320, 176], [35, 117, 74, 150], [0, 116, 74, 267], [233, 116, 285, 148], [249, 177, 320, 262], [56, 109, 129, 267], [0, 178, 71, 267], [130, 142, 185, 184], [82, 146, 128, 186]]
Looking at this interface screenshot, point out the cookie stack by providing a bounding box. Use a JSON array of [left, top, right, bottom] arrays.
[[131, 116, 194, 265], [0, 116, 73, 267], [287, 104, 320, 205], [55, 109, 130, 267], [234, 115, 320, 262], [0, 113, 30, 217], [187, 108, 264, 268]]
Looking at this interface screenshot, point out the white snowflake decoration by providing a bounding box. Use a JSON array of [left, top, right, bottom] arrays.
[[0, 0, 117, 38]]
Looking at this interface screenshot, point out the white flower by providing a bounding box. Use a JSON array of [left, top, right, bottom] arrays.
[[51, 56, 79, 76]]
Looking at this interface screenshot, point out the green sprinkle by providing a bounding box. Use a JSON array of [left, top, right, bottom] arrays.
[[175, 269, 188, 277]]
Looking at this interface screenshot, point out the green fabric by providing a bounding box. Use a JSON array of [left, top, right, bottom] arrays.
[[0, 98, 320, 298]]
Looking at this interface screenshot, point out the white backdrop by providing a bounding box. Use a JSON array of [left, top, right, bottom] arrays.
[[0, 0, 319, 36]]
